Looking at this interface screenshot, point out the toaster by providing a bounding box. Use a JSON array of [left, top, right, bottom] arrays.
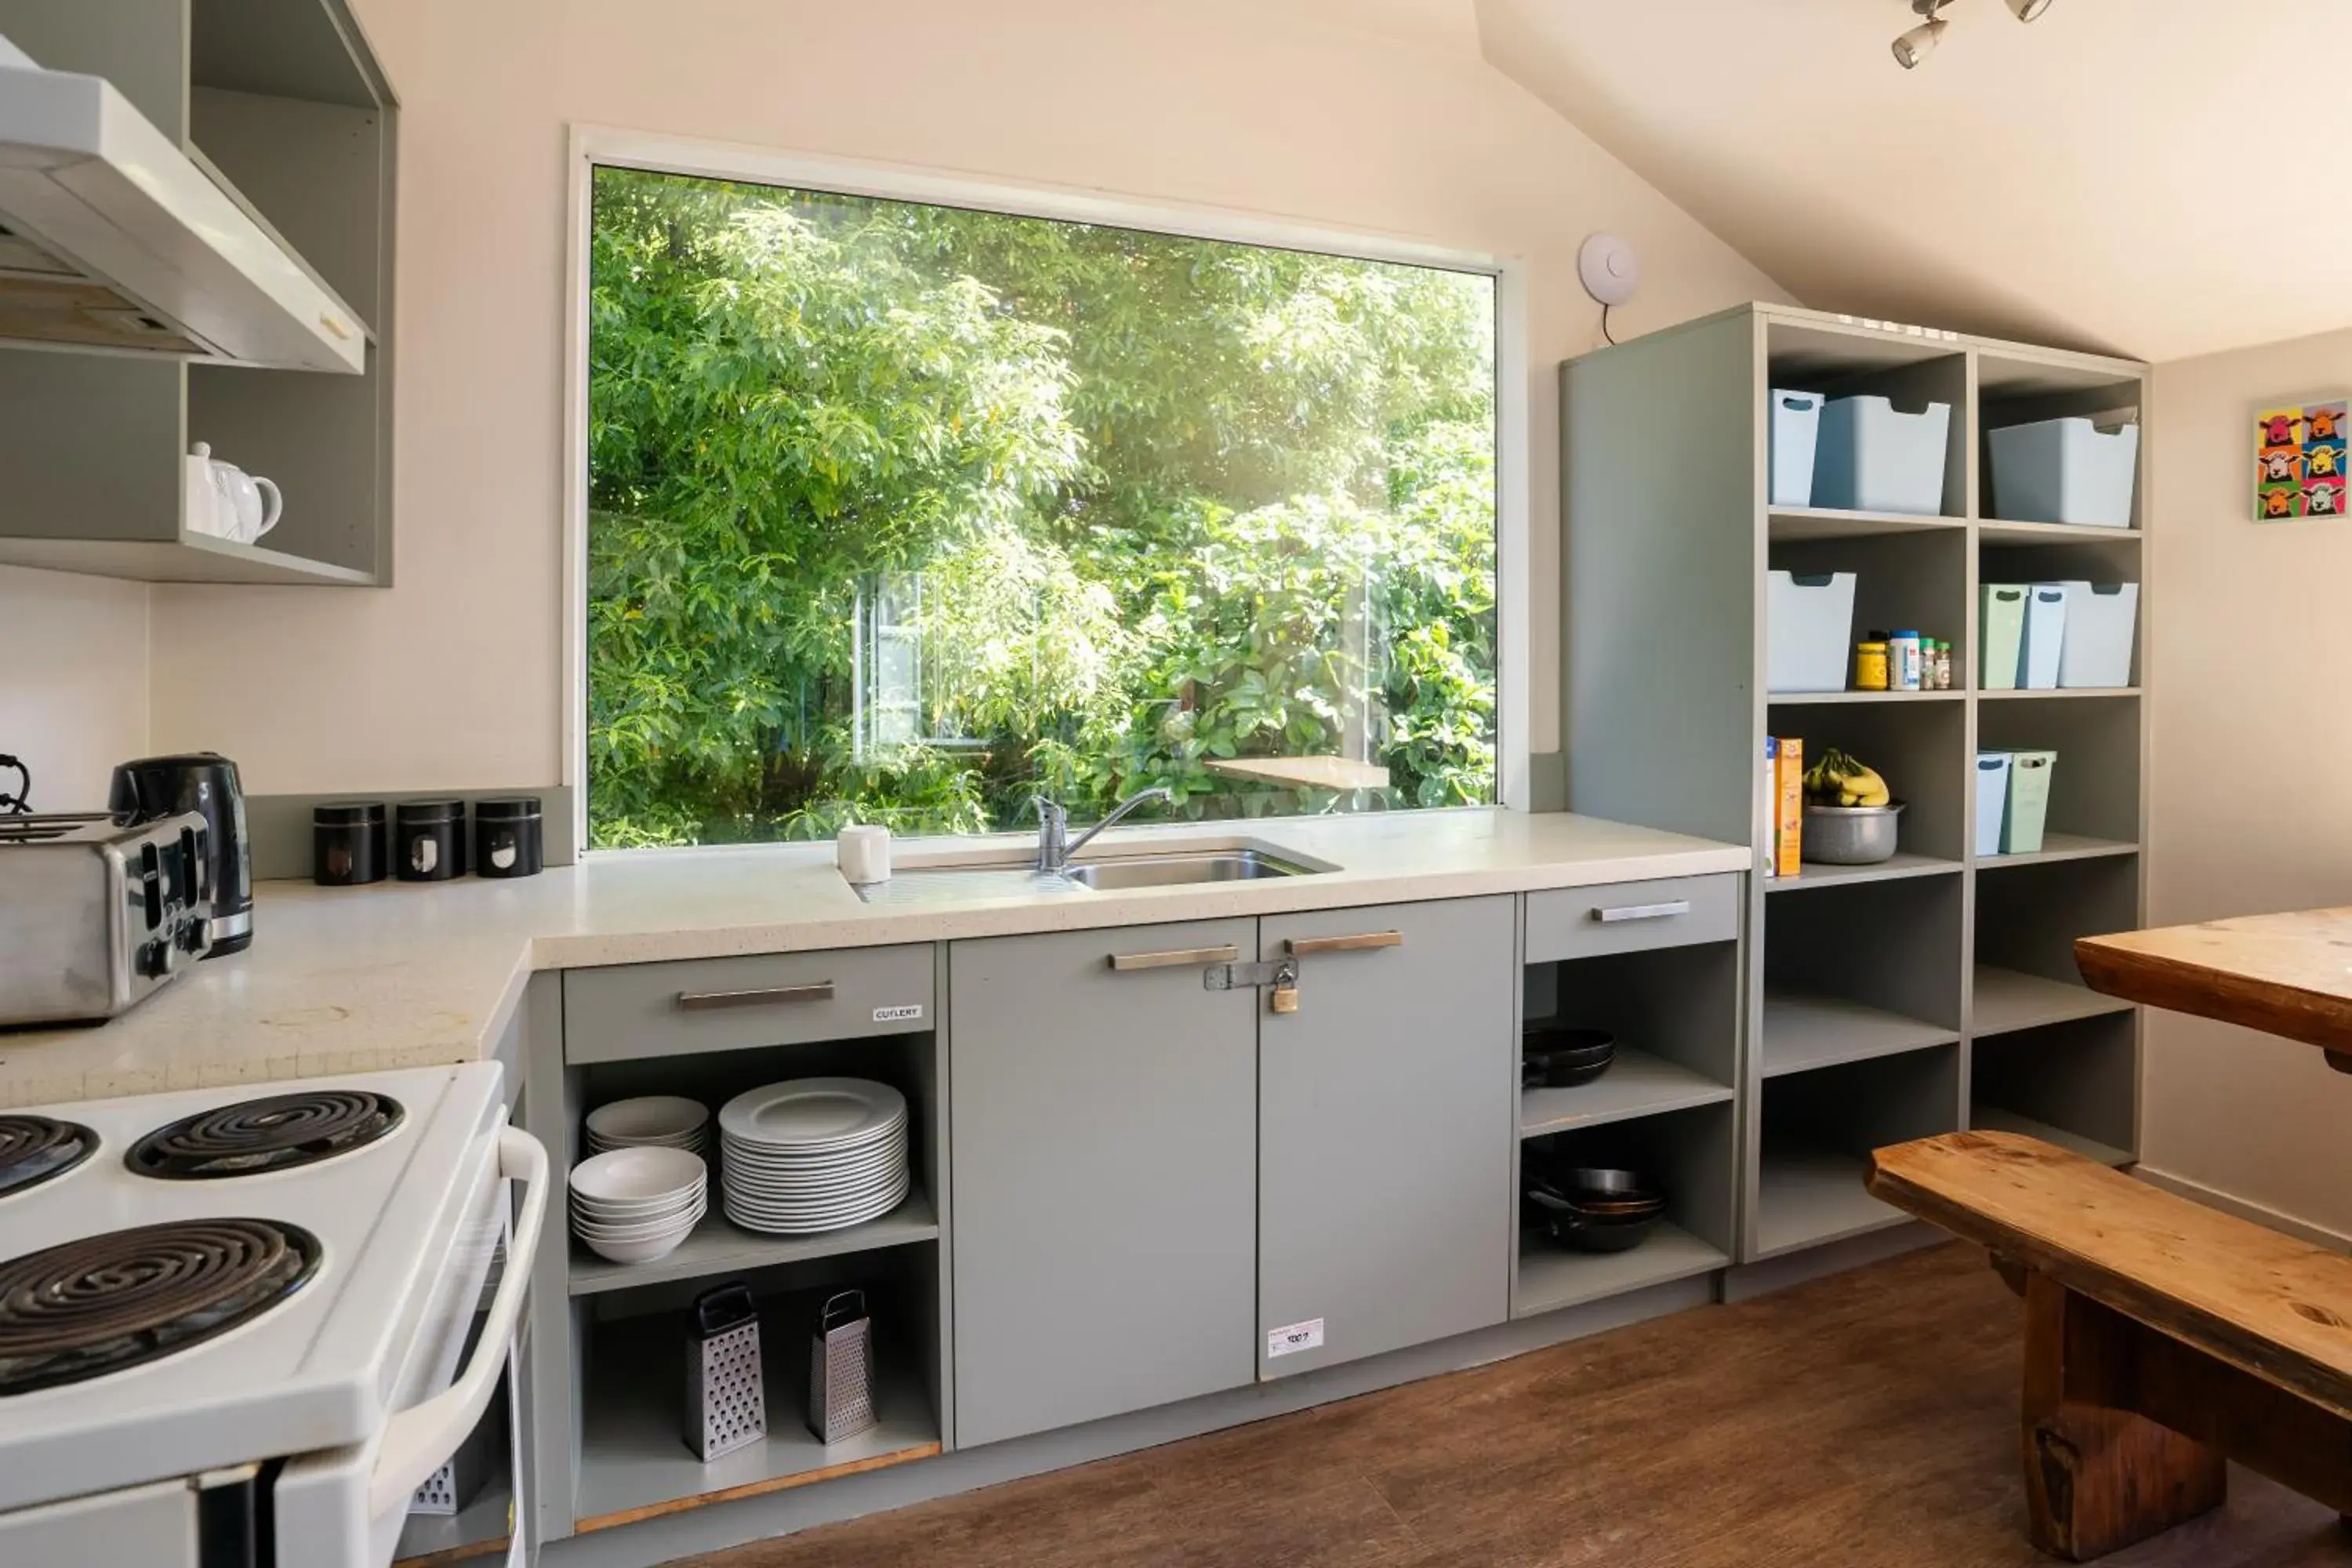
[[0, 811, 212, 1025]]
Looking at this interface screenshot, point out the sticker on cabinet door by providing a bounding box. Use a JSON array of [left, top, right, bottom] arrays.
[[1267, 1318, 1324, 1358], [873, 1004, 925, 1023]]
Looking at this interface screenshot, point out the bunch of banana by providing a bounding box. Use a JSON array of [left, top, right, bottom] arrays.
[[1804, 747, 1891, 809]]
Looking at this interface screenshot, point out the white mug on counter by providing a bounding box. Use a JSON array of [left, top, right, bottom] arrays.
[[837, 825, 891, 885], [185, 443, 284, 546]]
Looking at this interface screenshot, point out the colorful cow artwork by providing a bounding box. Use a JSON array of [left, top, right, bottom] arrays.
[[2256, 399, 2350, 520]]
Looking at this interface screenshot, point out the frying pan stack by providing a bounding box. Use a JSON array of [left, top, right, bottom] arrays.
[[1523, 1166, 1665, 1254], [1523, 1025, 1615, 1089]]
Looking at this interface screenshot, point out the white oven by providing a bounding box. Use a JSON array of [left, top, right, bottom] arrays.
[[0, 1065, 550, 1568]]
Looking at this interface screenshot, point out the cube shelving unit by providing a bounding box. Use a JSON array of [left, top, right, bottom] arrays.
[[1563, 302, 2148, 1269]]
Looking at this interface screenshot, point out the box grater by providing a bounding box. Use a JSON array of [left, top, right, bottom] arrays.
[[409, 1392, 501, 1515], [684, 1283, 766, 1462], [808, 1290, 877, 1444]]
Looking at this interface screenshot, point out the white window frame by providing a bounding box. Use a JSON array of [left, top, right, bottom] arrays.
[[561, 125, 1532, 851]]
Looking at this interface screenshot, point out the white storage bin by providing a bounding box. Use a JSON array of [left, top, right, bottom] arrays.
[[1974, 753, 2013, 858], [1769, 390, 1824, 508], [2056, 581, 2140, 688], [1767, 570, 1857, 693], [1813, 395, 1952, 515], [2019, 583, 2069, 691], [1987, 416, 2140, 528]]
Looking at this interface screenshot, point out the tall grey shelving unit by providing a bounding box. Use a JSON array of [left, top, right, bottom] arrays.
[[1563, 302, 2149, 1272]]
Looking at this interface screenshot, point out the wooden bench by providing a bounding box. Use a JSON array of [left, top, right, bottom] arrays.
[[1866, 1129, 2352, 1561]]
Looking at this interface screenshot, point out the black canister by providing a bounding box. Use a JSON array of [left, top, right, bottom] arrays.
[[396, 799, 468, 881], [314, 802, 387, 886], [474, 797, 544, 879]]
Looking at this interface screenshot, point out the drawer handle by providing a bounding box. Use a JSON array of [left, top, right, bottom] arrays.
[[1287, 931, 1403, 956], [675, 982, 835, 1011], [1593, 900, 1692, 924], [1109, 944, 1240, 972]]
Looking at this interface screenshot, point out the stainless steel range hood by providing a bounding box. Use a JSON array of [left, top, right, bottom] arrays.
[[0, 47, 366, 373]]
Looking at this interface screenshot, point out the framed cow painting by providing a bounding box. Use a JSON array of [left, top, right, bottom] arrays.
[[2255, 399, 2349, 520]]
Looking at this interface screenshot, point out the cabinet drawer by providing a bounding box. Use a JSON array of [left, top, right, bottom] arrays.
[[562, 945, 933, 1065], [1524, 874, 1740, 964]]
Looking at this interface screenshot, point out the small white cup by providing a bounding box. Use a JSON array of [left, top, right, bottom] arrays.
[[837, 824, 891, 885]]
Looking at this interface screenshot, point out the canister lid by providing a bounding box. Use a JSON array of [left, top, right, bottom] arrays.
[[314, 800, 387, 826], [395, 798, 466, 826], [474, 797, 543, 822]]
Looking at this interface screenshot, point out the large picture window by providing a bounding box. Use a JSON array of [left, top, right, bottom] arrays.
[[586, 166, 1499, 848]]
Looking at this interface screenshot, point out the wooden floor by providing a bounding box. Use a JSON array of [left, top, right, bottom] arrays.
[[681, 1242, 2352, 1568]]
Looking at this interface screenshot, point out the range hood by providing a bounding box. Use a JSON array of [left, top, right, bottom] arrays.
[[0, 48, 366, 374]]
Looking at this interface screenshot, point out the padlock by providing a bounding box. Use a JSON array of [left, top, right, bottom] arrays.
[[1269, 956, 1300, 1014]]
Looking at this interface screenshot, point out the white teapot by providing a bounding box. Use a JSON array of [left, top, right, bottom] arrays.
[[185, 443, 283, 545]]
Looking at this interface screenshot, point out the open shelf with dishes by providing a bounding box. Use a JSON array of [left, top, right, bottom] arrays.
[[1513, 1101, 1735, 1319], [528, 997, 954, 1542], [1564, 303, 2148, 1280]]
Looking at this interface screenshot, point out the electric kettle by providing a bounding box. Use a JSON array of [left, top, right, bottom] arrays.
[[110, 753, 252, 956]]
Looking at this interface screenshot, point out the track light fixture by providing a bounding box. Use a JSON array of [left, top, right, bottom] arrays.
[[1893, 0, 2053, 69]]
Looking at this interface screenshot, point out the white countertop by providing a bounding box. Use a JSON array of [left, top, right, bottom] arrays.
[[0, 810, 1744, 1108]]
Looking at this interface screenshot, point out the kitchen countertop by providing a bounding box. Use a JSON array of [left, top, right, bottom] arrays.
[[0, 810, 1744, 1108]]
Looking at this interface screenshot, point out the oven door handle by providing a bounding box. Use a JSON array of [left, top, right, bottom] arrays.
[[366, 1123, 550, 1518]]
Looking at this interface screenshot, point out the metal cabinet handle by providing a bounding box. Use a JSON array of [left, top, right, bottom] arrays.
[[1592, 900, 1692, 924], [1109, 944, 1240, 972], [676, 982, 835, 1011], [1286, 931, 1404, 955]]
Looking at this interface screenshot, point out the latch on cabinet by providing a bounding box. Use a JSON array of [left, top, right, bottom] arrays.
[[1203, 956, 1298, 1011]]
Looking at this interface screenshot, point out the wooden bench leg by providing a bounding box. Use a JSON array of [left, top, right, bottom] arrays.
[[2022, 1272, 2227, 1561]]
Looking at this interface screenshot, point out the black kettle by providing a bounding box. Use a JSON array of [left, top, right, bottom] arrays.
[[111, 753, 252, 956]]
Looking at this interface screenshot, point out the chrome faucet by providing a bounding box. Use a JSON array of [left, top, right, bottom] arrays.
[[1033, 787, 1174, 876]]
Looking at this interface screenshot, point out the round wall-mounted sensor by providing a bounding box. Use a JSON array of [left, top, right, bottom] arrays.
[[1578, 233, 1641, 307]]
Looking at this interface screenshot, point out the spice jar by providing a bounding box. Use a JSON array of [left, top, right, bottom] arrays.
[[1888, 631, 1923, 691], [313, 802, 387, 886], [1854, 641, 1890, 691], [1931, 640, 1954, 691], [395, 800, 468, 882], [474, 797, 544, 879]]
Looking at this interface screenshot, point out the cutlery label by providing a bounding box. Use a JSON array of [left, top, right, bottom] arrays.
[[1266, 1318, 1324, 1359], [872, 1004, 925, 1023]]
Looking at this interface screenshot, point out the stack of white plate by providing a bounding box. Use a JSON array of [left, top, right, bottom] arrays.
[[719, 1078, 910, 1236], [583, 1095, 711, 1160], [570, 1145, 707, 1264]]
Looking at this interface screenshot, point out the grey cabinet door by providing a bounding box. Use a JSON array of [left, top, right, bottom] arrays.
[[1258, 896, 1515, 1379], [949, 919, 1258, 1447]]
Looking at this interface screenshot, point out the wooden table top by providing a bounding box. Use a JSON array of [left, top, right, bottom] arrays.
[[2077, 908, 2352, 1062]]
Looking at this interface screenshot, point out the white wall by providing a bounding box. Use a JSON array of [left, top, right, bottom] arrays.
[[2141, 325, 2352, 1240], [144, 0, 1788, 793], [0, 565, 148, 808]]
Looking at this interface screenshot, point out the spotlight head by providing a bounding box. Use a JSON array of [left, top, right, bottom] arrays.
[[1893, 16, 1947, 67], [2005, 0, 2055, 18]]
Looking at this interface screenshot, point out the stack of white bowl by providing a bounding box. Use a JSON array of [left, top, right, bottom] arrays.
[[583, 1095, 711, 1160], [719, 1078, 909, 1236], [569, 1145, 707, 1264]]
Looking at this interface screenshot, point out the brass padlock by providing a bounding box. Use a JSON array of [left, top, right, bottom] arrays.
[[1269, 957, 1299, 1014]]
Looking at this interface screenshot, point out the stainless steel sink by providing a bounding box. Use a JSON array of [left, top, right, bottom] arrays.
[[1062, 850, 1313, 889]]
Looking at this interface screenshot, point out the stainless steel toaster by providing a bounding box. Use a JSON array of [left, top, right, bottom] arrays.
[[0, 811, 212, 1025]]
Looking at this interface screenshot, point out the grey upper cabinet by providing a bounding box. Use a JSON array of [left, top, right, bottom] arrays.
[[949, 920, 1258, 1447], [1256, 896, 1516, 1379]]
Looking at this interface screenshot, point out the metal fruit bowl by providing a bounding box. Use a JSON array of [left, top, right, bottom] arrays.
[[1802, 801, 1905, 865]]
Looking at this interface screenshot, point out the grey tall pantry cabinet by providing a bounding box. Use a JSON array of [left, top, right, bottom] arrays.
[[1563, 301, 2150, 1276]]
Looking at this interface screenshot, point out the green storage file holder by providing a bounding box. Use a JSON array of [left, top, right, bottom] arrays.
[[1980, 584, 2027, 690], [2002, 750, 2056, 855]]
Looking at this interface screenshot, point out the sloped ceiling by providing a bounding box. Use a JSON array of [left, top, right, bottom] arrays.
[[1475, 0, 2352, 365]]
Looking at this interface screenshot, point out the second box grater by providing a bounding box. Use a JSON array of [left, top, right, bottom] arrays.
[[685, 1283, 766, 1461], [808, 1290, 878, 1444]]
